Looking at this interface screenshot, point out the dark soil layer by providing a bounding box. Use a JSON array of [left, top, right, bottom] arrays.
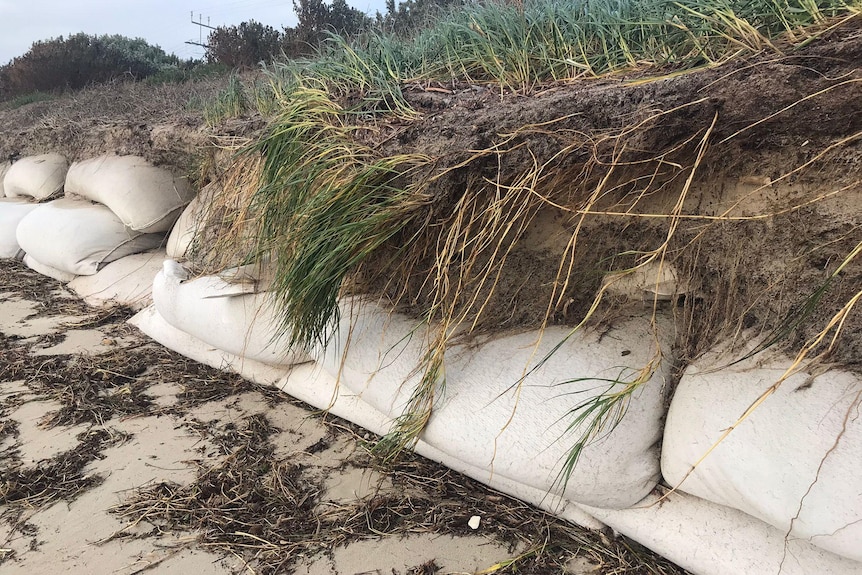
[[0, 77, 249, 178]]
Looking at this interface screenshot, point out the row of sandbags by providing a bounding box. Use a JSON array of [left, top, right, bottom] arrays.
[[313, 299, 862, 568], [0, 153, 196, 303], [143, 261, 668, 509], [129, 247, 862, 574], [5, 152, 858, 574]]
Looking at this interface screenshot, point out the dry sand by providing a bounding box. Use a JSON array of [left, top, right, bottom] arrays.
[[0, 264, 682, 575]]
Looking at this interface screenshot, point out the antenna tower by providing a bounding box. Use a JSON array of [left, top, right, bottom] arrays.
[[186, 12, 216, 49]]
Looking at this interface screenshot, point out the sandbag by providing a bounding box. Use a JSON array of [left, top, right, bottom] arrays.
[[0, 198, 39, 259], [275, 364, 606, 531], [23, 254, 77, 282], [661, 344, 862, 562], [314, 297, 673, 509], [582, 491, 862, 575], [16, 198, 164, 277], [65, 155, 195, 233], [3, 154, 68, 200], [0, 161, 11, 197], [69, 249, 166, 310], [166, 181, 217, 259], [152, 261, 310, 367], [129, 305, 290, 386]]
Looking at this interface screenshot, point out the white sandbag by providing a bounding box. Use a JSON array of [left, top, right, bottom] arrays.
[[662, 344, 862, 562], [314, 297, 673, 509], [132, 301, 606, 530], [165, 181, 217, 259], [16, 198, 165, 277], [435, 323, 671, 510], [0, 198, 39, 259], [582, 490, 862, 575], [152, 261, 310, 367], [277, 362, 606, 530], [0, 161, 11, 197], [129, 305, 288, 386], [3, 154, 67, 200], [65, 155, 195, 233], [23, 253, 77, 282], [69, 249, 166, 310]]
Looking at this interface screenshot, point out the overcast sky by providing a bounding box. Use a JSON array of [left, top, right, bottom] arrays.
[[0, 0, 388, 65]]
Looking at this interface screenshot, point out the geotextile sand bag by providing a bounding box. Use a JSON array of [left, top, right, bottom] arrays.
[[166, 181, 217, 259], [314, 297, 673, 510], [16, 198, 164, 277], [0, 198, 40, 259], [69, 249, 166, 310], [152, 260, 310, 367], [129, 304, 290, 386], [662, 344, 862, 562], [3, 154, 68, 200], [65, 155, 195, 233]]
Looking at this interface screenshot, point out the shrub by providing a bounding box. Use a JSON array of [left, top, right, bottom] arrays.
[[206, 6, 375, 67], [375, 0, 463, 36], [206, 21, 284, 68], [0, 33, 179, 99]]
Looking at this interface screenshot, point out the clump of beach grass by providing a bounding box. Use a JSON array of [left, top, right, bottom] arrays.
[[204, 74, 430, 350], [203, 73, 250, 126]]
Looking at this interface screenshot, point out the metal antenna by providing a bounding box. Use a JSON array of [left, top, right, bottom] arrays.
[[186, 11, 216, 49]]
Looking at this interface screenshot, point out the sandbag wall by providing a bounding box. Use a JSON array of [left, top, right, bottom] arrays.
[[0, 153, 194, 308], [132, 261, 862, 573], [2, 150, 860, 575]]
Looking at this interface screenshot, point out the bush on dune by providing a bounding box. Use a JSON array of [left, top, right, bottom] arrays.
[[0, 33, 183, 100]]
